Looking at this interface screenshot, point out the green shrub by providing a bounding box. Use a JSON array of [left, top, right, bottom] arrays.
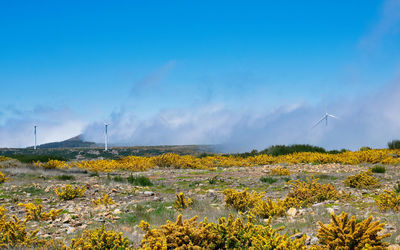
[[388, 140, 400, 149], [260, 144, 326, 156], [5, 154, 67, 163], [260, 176, 277, 184], [127, 175, 153, 186], [370, 165, 386, 174], [55, 175, 75, 181], [113, 176, 124, 182]]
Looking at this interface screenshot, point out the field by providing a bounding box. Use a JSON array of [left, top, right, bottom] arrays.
[[1, 148, 400, 249]]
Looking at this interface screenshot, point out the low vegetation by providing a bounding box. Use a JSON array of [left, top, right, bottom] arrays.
[[370, 165, 386, 173], [68, 226, 130, 249], [376, 190, 400, 212], [127, 175, 153, 186], [173, 192, 193, 210], [55, 184, 86, 200], [317, 212, 390, 248], [0, 171, 7, 183], [18, 202, 62, 221], [284, 177, 340, 208], [139, 214, 306, 249], [343, 170, 380, 188]]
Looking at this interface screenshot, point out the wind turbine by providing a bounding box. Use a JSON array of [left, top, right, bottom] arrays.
[[104, 123, 109, 151], [313, 106, 339, 128], [34, 125, 37, 150]]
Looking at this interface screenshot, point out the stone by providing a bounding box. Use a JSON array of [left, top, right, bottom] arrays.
[[287, 207, 297, 217], [289, 233, 304, 240], [113, 208, 121, 215], [143, 191, 154, 196], [326, 207, 335, 214]]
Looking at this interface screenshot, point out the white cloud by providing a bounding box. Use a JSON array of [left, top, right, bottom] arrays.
[[0, 106, 87, 148]]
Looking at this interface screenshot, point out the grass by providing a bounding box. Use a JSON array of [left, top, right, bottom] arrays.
[[113, 175, 125, 182], [370, 165, 386, 174], [260, 176, 278, 184], [315, 174, 338, 180], [55, 175, 75, 181], [118, 201, 175, 226], [20, 186, 46, 196], [127, 175, 153, 186], [89, 172, 99, 177]]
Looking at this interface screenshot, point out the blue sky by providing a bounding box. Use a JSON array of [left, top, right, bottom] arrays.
[[1, 1, 400, 149]]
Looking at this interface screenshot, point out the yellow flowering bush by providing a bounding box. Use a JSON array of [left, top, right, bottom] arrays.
[[139, 214, 306, 249], [317, 212, 390, 248], [173, 192, 193, 210], [284, 177, 340, 208], [0, 156, 10, 162], [68, 226, 131, 249], [376, 190, 400, 211], [0, 171, 8, 183], [92, 194, 115, 206], [343, 170, 380, 188], [223, 189, 286, 218], [23, 149, 400, 173], [0, 205, 47, 248], [34, 159, 68, 169], [18, 202, 62, 221], [269, 167, 291, 176], [55, 184, 86, 200]]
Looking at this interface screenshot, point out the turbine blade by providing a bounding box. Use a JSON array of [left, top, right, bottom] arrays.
[[328, 114, 339, 119], [312, 115, 327, 128]]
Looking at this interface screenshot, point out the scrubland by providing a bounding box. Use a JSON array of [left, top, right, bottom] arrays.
[[1, 149, 400, 249]]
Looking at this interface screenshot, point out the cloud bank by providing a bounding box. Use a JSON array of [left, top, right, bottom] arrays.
[[82, 77, 400, 152], [0, 107, 86, 148]]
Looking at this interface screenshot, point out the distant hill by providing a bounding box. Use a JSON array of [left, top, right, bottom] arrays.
[[34, 135, 96, 149]]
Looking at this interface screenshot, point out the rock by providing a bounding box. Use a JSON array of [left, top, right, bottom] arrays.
[[143, 191, 154, 196], [113, 209, 121, 215], [326, 207, 335, 214], [287, 207, 297, 217], [63, 215, 71, 224], [395, 234, 400, 242], [66, 227, 75, 234], [289, 233, 304, 240], [388, 245, 400, 250]]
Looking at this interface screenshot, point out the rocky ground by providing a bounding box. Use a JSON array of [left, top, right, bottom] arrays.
[[1, 161, 400, 247]]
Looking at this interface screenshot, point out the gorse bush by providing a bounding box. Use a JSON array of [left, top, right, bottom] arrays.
[[55, 184, 86, 200], [376, 190, 400, 212], [223, 189, 286, 218], [317, 212, 390, 248], [388, 139, 400, 149], [343, 170, 380, 188], [18, 202, 62, 221], [0, 205, 49, 248], [269, 167, 291, 176], [174, 193, 193, 211], [0, 171, 7, 183], [127, 175, 153, 186], [370, 165, 386, 173], [139, 214, 306, 249], [284, 177, 340, 208], [92, 194, 115, 206], [34, 159, 67, 169], [68, 226, 131, 249], [0, 156, 10, 162]]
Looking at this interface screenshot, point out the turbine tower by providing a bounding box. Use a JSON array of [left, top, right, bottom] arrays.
[[34, 125, 37, 150], [104, 123, 109, 151]]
